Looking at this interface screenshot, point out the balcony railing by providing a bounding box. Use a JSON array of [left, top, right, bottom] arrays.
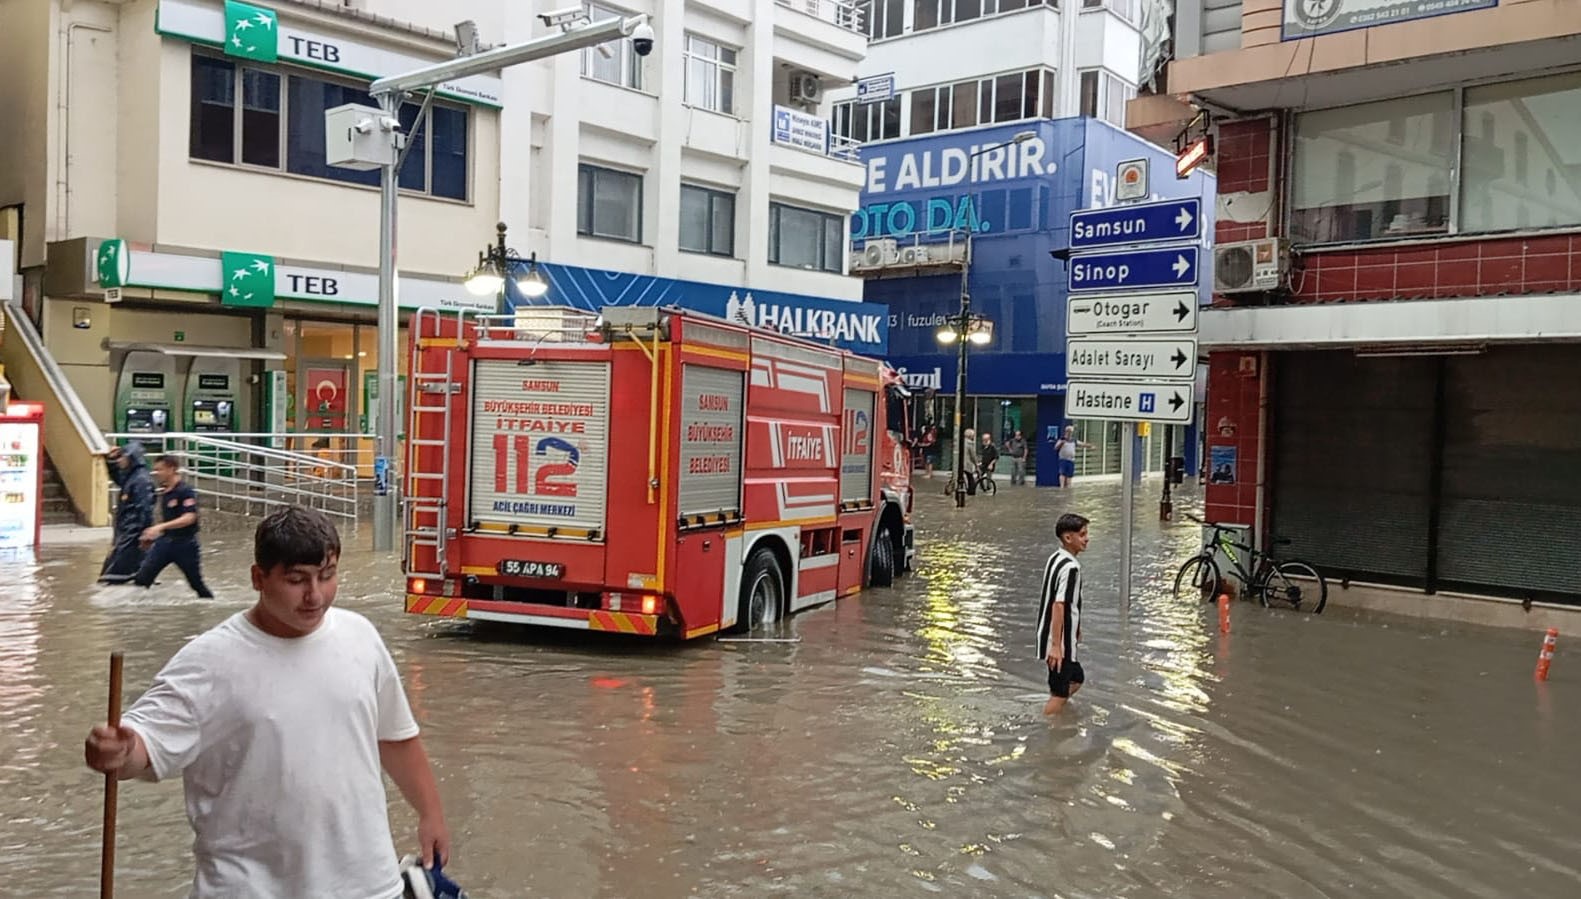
[[776, 0, 866, 34], [829, 133, 861, 162]]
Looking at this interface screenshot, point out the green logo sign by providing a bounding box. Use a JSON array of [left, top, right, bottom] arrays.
[[223, 1, 278, 63], [220, 251, 277, 307], [96, 239, 129, 288]]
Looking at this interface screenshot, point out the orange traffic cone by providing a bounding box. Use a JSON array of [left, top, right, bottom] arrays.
[[1218, 593, 1231, 634], [1535, 628, 1558, 682]]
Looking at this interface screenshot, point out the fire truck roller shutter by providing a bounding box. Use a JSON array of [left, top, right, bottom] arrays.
[[679, 366, 745, 519], [841, 388, 876, 503], [467, 359, 612, 535]]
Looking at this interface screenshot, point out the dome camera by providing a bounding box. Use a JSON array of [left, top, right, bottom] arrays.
[[631, 21, 655, 57]]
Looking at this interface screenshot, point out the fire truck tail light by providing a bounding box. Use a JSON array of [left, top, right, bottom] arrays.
[[408, 578, 428, 594], [641, 595, 658, 616]]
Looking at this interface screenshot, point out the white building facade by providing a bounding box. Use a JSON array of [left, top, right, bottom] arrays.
[[826, 0, 1145, 147], [372, 0, 872, 302]]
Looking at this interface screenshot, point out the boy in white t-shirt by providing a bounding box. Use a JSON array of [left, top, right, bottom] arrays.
[[85, 506, 450, 899]]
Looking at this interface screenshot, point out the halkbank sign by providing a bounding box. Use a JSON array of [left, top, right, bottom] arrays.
[[156, 0, 503, 106]]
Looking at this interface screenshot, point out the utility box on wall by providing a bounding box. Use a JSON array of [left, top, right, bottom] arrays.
[[324, 104, 397, 171]]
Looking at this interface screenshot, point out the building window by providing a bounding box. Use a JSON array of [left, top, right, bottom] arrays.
[[683, 35, 737, 115], [833, 97, 902, 144], [1291, 93, 1456, 243], [769, 203, 843, 273], [580, 3, 643, 90], [908, 68, 1049, 136], [190, 53, 469, 201], [859, 0, 905, 38], [1460, 72, 1581, 233], [1079, 68, 1136, 126], [578, 163, 643, 242], [680, 184, 735, 256], [912, 0, 1052, 30]]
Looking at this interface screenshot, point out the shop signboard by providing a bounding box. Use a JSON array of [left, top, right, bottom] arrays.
[[1281, 0, 1497, 41]]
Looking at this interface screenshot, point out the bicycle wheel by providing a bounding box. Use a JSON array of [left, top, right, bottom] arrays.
[[978, 474, 997, 496], [1259, 559, 1327, 614], [1173, 554, 1221, 603]]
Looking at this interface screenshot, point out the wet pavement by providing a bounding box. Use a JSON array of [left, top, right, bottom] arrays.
[[4, 478, 1579, 897]]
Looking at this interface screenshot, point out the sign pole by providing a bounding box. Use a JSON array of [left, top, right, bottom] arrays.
[[1119, 421, 1135, 616]]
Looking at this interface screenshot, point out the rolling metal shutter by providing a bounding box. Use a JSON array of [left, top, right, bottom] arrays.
[[840, 388, 875, 502], [678, 366, 744, 518], [468, 359, 610, 532], [1270, 352, 1435, 581], [1435, 346, 1581, 596]]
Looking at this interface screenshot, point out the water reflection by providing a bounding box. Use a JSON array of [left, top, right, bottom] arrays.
[[4, 483, 1580, 896]]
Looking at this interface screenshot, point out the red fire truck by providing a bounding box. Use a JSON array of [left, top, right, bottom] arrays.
[[401, 305, 915, 638]]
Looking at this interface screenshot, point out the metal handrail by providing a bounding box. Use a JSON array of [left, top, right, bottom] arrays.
[[4, 301, 109, 455], [103, 431, 360, 527], [775, 0, 866, 33]]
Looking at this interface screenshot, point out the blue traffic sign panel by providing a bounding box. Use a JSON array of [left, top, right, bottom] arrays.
[[1067, 246, 1200, 293], [1069, 198, 1202, 251]]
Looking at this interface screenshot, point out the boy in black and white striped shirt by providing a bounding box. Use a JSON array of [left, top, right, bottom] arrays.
[[1037, 513, 1090, 715]]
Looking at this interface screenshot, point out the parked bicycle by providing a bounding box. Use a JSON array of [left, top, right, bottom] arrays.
[[1174, 514, 1328, 613], [943, 465, 997, 497]]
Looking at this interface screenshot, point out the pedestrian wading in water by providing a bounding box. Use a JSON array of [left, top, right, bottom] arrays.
[[1038, 513, 1090, 715], [84, 506, 451, 898]]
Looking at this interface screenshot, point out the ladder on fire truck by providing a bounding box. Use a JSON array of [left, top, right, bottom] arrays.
[[403, 307, 468, 578]]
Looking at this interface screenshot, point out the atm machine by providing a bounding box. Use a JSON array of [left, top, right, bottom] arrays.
[[114, 351, 180, 447], [184, 358, 243, 476]]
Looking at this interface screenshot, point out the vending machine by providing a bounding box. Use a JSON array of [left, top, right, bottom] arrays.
[[114, 350, 180, 440], [0, 401, 44, 550]]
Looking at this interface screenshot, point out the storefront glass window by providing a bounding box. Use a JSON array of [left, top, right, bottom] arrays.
[[1459, 72, 1581, 233]]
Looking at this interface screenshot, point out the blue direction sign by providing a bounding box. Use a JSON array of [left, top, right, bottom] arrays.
[[1069, 198, 1202, 251], [1068, 246, 1200, 293]]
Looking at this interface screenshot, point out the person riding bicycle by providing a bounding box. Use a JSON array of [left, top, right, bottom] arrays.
[[977, 433, 1000, 484]]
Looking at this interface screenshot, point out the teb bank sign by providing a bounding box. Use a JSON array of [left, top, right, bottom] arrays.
[[851, 129, 1061, 241]]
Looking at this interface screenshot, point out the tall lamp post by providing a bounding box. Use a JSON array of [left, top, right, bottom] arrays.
[[464, 222, 549, 313], [936, 130, 1036, 509], [352, 14, 653, 551]]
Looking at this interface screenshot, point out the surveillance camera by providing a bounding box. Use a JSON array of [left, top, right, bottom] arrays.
[[631, 21, 655, 57], [539, 6, 588, 28]]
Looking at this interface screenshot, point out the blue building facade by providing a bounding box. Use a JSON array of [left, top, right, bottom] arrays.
[[855, 119, 1216, 485]]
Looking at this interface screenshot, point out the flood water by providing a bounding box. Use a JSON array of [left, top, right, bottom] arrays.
[[3, 479, 1579, 897]]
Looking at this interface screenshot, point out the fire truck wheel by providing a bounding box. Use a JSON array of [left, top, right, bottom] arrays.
[[736, 547, 785, 633], [869, 525, 896, 588]]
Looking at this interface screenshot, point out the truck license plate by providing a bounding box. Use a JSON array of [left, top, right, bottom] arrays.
[[497, 559, 565, 579]]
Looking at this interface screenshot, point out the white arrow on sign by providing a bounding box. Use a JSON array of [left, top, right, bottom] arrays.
[[1175, 207, 1194, 231], [1065, 379, 1193, 424], [1066, 338, 1198, 381], [1171, 254, 1192, 278], [1066, 289, 1199, 336]]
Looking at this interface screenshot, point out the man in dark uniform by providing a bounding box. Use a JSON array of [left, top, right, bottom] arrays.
[[99, 441, 155, 584], [133, 454, 215, 598]]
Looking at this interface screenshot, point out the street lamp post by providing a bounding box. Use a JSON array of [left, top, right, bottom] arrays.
[[937, 130, 1037, 509], [356, 15, 652, 551], [464, 222, 548, 313]]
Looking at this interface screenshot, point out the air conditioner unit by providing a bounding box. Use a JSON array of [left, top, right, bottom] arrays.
[[1214, 237, 1288, 294], [898, 246, 928, 265], [790, 72, 822, 104], [933, 242, 967, 266], [851, 239, 899, 271]]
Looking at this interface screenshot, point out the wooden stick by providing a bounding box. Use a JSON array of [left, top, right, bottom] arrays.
[[101, 652, 123, 899]]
